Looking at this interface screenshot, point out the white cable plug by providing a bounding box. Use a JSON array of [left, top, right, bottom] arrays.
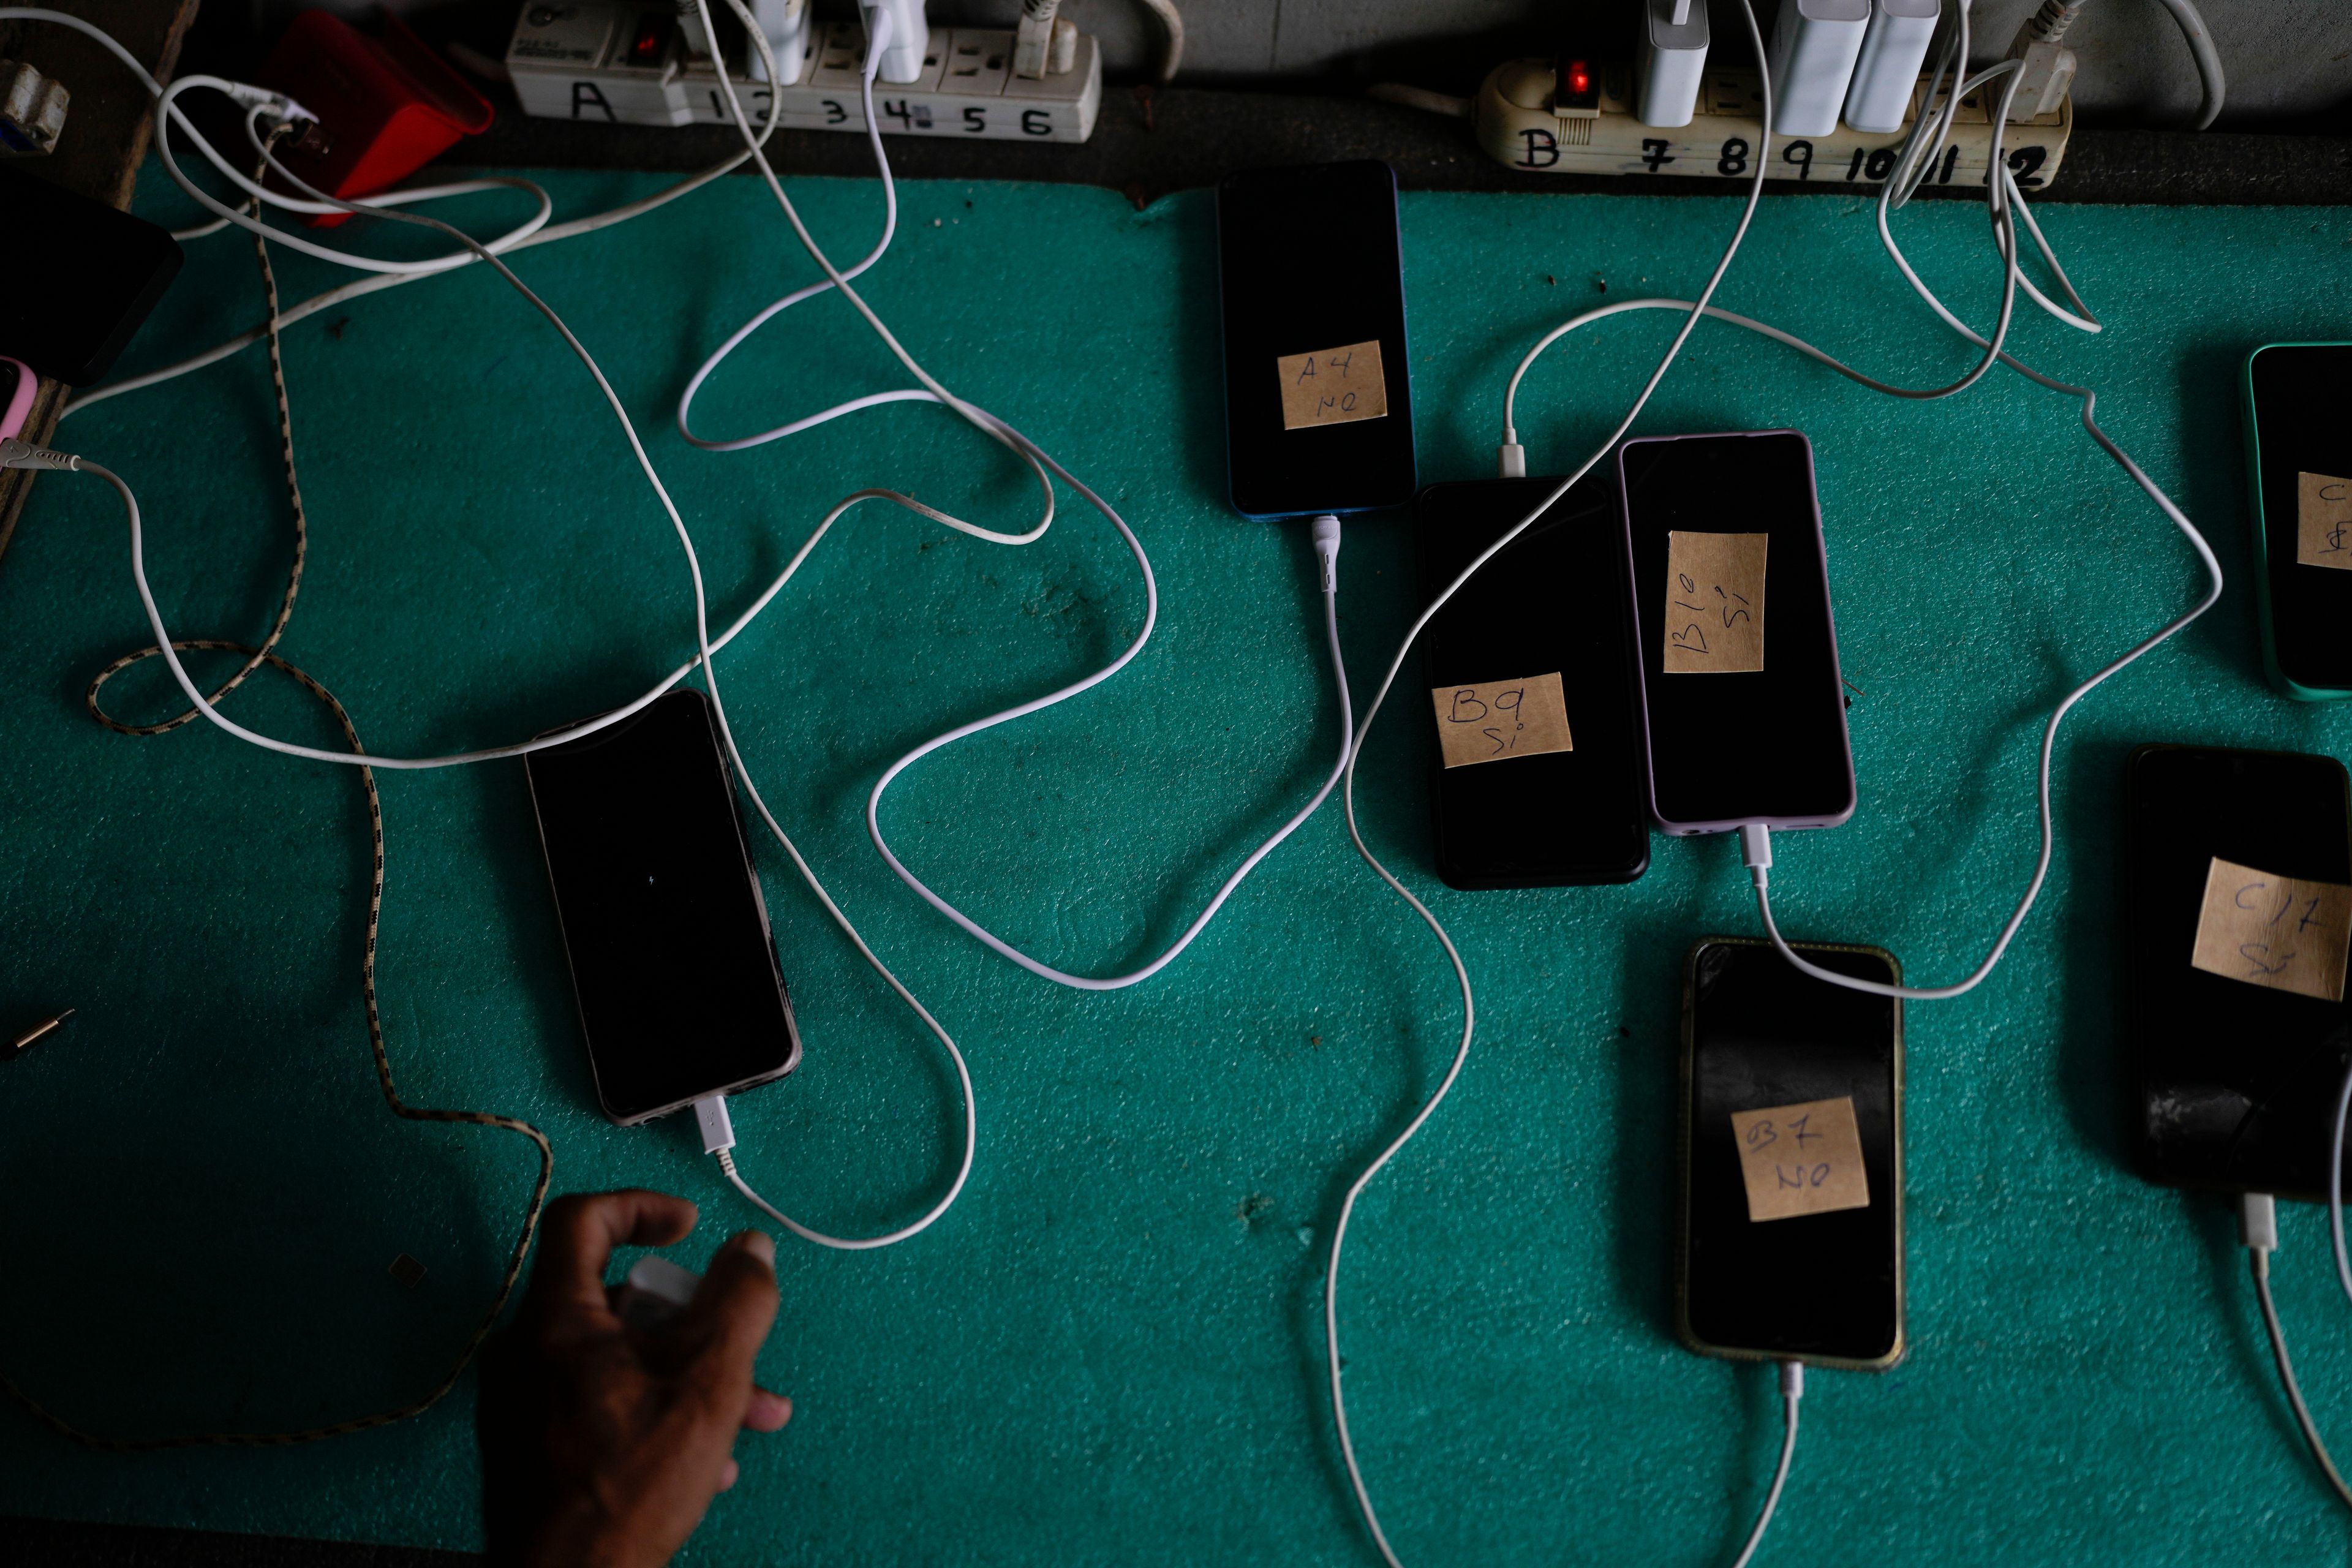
[[2240, 1191, 2278, 1254], [1, 437, 77, 472], [693, 1093, 737, 1155]]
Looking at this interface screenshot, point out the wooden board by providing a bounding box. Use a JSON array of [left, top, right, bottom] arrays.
[[0, 0, 198, 570]]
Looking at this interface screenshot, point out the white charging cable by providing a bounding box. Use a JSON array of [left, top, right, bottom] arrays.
[[0, 12, 553, 276], [43, 10, 790, 420], [2238, 1193, 2352, 1510], [1494, 4, 2218, 1008], [8, 20, 997, 1250], [1320, 6, 1777, 1561], [687, 0, 1361, 992]]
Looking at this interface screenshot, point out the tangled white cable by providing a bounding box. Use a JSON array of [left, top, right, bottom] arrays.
[[681, 0, 1360, 995], [1320, 0, 2221, 1556], [6, 9, 995, 1250]]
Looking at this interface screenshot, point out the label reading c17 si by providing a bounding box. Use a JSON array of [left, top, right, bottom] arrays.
[[2298, 472, 2352, 570], [2188, 855, 2352, 1003], [1276, 339, 1389, 431]]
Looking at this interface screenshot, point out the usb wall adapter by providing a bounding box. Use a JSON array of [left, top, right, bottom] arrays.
[[1765, 0, 1869, 138], [1636, 0, 1709, 129], [1844, 0, 1940, 134]]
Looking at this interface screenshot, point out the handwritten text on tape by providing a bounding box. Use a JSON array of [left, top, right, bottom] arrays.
[[1429, 672, 1574, 769], [1730, 1095, 1871, 1223], [2299, 472, 2352, 571], [2189, 856, 2352, 1003], [1663, 530, 1768, 674], [1276, 340, 1389, 431]]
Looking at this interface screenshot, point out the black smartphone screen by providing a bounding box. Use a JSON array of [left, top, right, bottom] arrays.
[[0, 163, 183, 386], [2125, 744, 2352, 1199], [1681, 938, 1902, 1367], [1619, 431, 1854, 834], [1415, 475, 1649, 888], [2246, 344, 2352, 695], [1216, 160, 1415, 519], [524, 690, 800, 1125]]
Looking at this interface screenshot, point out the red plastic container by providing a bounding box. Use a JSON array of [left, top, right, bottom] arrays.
[[254, 10, 494, 228]]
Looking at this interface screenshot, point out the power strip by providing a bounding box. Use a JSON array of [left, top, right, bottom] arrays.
[[508, 13, 1102, 142], [1474, 60, 2071, 189]]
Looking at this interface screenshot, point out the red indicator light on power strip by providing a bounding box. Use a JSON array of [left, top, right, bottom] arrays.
[[1557, 56, 1599, 111]]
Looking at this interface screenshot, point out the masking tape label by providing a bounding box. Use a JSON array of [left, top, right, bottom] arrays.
[[2297, 472, 2352, 570], [2189, 855, 2352, 1003], [1429, 671, 1573, 769], [1730, 1095, 1871, 1223], [1276, 339, 1389, 431], [1662, 530, 1768, 674]]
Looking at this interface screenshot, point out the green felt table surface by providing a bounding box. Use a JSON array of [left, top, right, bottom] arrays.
[[2, 161, 2351, 1564]]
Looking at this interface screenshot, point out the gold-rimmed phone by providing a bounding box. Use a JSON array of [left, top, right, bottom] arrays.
[[1677, 936, 1905, 1371]]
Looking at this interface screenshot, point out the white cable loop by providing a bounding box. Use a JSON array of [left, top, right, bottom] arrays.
[[58, 19, 788, 419], [26, 3, 981, 1248], [146, 72, 552, 274], [691, 0, 1359, 992], [1491, 28, 2212, 1011]]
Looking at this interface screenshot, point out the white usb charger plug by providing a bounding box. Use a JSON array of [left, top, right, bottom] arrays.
[[1637, 0, 1710, 129], [1845, 0, 1940, 134], [1765, 0, 1869, 137]]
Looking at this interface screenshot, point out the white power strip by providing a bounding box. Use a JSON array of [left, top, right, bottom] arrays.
[[508, 12, 1101, 142], [1476, 59, 2070, 189]]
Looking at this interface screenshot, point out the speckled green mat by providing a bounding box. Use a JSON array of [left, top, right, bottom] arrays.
[[2, 161, 2350, 1564]]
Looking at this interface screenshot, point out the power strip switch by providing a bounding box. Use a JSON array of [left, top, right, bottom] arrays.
[[1635, 0, 1708, 129], [1765, 0, 1869, 137], [1843, 0, 1939, 134]]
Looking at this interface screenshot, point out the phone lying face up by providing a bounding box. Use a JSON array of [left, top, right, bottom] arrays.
[[1620, 431, 1855, 835], [524, 690, 801, 1126], [1414, 473, 1649, 888], [1216, 159, 1415, 519], [2125, 743, 2352, 1198], [1679, 937, 1904, 1369]]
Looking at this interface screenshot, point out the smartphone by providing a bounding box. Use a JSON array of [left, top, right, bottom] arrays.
[[0, 163, 183, 385], [524, 689, 801, 1126], [1679, 937, 1904, 1370], [2124, 744, 2352, 1199], [1216, 160, 1415, 519], [1619, 430, 1855, 835], [1414, 474, 1649, 888], [2242, 342, 2352, 700]]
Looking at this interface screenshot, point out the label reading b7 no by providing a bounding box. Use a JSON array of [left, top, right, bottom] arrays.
[[1729, 1095, 1870, 1224], [1276, 340, 1389, 431]]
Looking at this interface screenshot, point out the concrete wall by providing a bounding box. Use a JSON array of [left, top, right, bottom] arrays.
[[934, 0, 2351, 124]]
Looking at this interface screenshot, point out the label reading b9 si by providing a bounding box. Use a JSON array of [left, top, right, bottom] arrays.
[[1276, 340, 1389, 431], [1430, 672, 1573, 769]]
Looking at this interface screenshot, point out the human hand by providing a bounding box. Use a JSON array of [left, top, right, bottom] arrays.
[[479, 1189, 788, 1567]]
